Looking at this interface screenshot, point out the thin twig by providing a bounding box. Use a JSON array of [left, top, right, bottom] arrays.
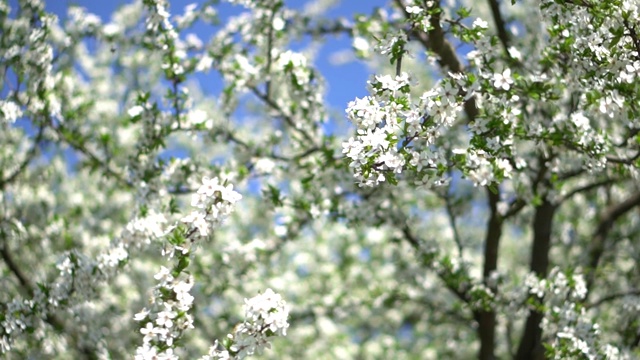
[[0, 125, 45, 189], [587, 289, 640, 308], [249, 86, 316, 145], [487, 0, 511, 55], [443, 191, 464, 258]]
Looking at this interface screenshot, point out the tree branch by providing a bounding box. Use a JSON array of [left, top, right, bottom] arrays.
[[249, 86, 316, 145], [400, 223, 471, 304], [395, 0, 479, 122], [515, 199, 557, 360], [487, 0, 511, 55], [0, 125, 44, 190], [587, 289, 640, 308], [586, 191, 640, 291], [52, 123, 133, 190], [441, 190, 464, 258], [477, 188, 503, 360], [0, 230, 98, 358], [560, 178, 621, 203], [0, 236, 34, 296]]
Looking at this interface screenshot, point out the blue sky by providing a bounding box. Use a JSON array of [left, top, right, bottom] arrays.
[[44, 0, 389, 114]]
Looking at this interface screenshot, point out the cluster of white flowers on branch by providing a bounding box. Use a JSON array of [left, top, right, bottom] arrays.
[[133, 175, 288, 360], [182, 177, 243, 239], [134, 267, 195, 360], [342, 9, 507, 188], [342, 70, 482, 187], [202, 289, 290, 360], [527, 269, 624, 359]]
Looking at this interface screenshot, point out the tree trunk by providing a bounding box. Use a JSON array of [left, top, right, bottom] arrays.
[[515, 200, 556, 360], [477, 189, 503, 360]]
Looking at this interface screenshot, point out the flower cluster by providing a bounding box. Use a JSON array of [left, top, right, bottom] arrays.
[[276, 50, 311, 87], [343, 71, 476, 187], [342, 73, 410, 186], [202, 289, 290, 360], [134, 270, 195, 360], [143, 0, 185, 81], [518, 269, 625, 359], [239, 288, 290, 338], [134, 176, 244, 359], [181, 177, 242, 239], [0, 100, 21, 124]]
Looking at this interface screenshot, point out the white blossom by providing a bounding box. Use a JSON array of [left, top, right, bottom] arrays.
[[493, 69, 514, 91]]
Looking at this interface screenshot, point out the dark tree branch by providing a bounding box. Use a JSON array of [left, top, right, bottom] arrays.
[[483, 189, 504, 280], [0, 125, 44, 190], [400, 223, 471, 304], [0, 231, 98, 358], [441, 190, 464, 258], [223, 128, 320, 162], [249, 86, 316, 145], [0, 236, 34, 296], [560, 178, 621, 202], [395, 0, 479, 122], [487, 0, 511, 55], [623, 18, 640, 61], [299, 17, 354, 38], [394, 2, 503, 358], [52, 123, 133, 190], [606, 151, 640, 165], [477, 188, 503, 360], [586, 191, 640, 292], [504, 198, 526, 219], [515, 198, 557, 360], [587, 289, 640, 308]]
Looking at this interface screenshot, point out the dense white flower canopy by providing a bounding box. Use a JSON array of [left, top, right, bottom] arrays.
[[1, 0, 639, 359]]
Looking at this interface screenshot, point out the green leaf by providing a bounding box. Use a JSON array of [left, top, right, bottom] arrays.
[[169, 197, 180, 214], [174, 256, 190, 275], [264, 184, 284, 207], [531, 195, 542, 207], [455, 7, 471, 18], [387, 173, 398, 185]]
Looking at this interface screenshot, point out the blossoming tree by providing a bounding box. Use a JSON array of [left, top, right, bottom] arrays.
[[1, 0, 639, 359]]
